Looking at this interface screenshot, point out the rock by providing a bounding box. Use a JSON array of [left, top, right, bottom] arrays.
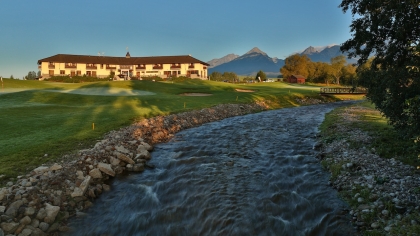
[[115, 145, 130, 154], [0, 222, 19, 234], [109, 156, 120, 166], [20, 215, 31, 225], [116, 152, 135, 164], [36, 208, 47, 220], [76, 170, 84, 180], [0, 206, 5, 213], [133, 164, 145, 172], [71, 176, 92, 197], [19, 228, 32, 236], [5, 200, 23, 217], [139, 142, 153, 151], [102, 184, 111, 191], [98, 163, 115, 177], [33, 166, 49, 174], [136, 148, 151, 160], [371, 222, 379, 229], [0, 188, 8, 201], [49, 163, 62, 171], [39, 222, 49, 232], [88, 169, 103, 179], [24, 207, 35, 216], [44, 203, 60, 224]]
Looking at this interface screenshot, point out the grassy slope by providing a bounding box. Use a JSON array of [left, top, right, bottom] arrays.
[[0, 79, 362, 180]]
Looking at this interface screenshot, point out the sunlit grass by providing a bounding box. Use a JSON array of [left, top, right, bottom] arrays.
[[0, 79, 364, 181]]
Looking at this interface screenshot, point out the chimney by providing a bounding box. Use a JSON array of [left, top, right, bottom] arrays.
[[126, 52, 131, 58]]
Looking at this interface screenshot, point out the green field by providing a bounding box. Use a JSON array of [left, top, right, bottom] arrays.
[[0, 79, 363, 181]]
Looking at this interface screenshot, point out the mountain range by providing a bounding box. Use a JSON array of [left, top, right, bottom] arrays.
[[208, 45, 356, 76]]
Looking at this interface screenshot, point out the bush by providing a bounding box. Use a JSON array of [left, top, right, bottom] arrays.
[[45, 76, 110, 83]]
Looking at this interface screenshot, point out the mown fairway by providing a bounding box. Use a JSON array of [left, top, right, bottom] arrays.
[[0, 79, 363, 180]]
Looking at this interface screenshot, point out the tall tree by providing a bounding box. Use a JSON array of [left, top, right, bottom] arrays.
[[339, 0, 420, 138], [280, 54, 310, 79], [255, 70, 267, 82], [330, 55, 346, 85]]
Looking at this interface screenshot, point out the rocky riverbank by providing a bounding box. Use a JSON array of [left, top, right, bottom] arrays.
[[316, 105, 420, 235], [0, 103, 269, 236]]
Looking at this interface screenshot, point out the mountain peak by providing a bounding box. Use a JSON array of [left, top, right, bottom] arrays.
[[301, 46, 318, 55], [245, 47, 267, 56]]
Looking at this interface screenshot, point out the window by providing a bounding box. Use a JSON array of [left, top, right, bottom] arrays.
[[70, 71, 75, 77], [101, 64, 104, 69], [77, 71, 81, 75], [60, 70, 65, 75], [92, 71, 96, 77], [86, 71, 91, 76], [49, 70, 54, 75]]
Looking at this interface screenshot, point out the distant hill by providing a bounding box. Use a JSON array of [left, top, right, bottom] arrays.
[[208, 47, 284, 76], [301, 45, 357, 63], [208, 53, 239, 68]]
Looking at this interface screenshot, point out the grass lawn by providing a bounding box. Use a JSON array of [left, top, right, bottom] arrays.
[[0, 79, 363, 181]]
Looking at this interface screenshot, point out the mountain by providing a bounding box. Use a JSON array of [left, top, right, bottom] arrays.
[[208, 47, 284, 76], [207, 53, 239, 68], [301, 45, 357, 63]]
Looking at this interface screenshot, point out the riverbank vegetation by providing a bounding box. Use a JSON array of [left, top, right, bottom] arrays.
[[0, 78, 363, 183]]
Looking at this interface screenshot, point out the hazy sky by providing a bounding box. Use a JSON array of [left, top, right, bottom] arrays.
[[0, 0, 353, 79]]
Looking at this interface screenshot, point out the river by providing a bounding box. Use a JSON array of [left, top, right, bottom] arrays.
[[66, 102, 357, 236]]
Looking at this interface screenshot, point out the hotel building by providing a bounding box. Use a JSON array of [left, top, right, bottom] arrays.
[[37, 53, 209, 80]]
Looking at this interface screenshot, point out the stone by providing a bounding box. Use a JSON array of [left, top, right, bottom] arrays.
[[20, 215, 31, 225], [136, 148, 151, 160], [98, 163, 115, 177], [0, 188, 8, 201], [24, 207, 35, 216], [49, 163, 62, 171], [371, 222, 379, 229], [5, 200, 23, 217], [139, 142, 153, 151], [102, 184, 111, 191], [133, 164, 145, 172], [76, 170, 84, 180], [19, 228, 32, 236], [0, 222, 19, 234], [44, 203, 60, 224], [30, 219, 40, 228], [88, 169, 103, 179], [115, 145, 130, 154], [33, 166, 49, 174], [0, 206, 5, 213], [36, 208, 47, 220], [71, 176, 92, 198], [109, 156, 120, 166], [39, 222, 49, 232], [116, 152, 135, 164]]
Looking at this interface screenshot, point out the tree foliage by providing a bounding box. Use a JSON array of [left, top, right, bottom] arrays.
[[340, 0, 420, 139], [280, 54, 310, 79], [25, 71, 37, 80], [209, 71, 238, 82], [255, 70, 267, 82]]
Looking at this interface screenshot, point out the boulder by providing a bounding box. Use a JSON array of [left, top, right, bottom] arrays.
[[89, 169, 103, 179], [71, 176, 92, 198], [33, 166, 49, 174], [0, 222, 19, 234], [5, 200, 23, 217], [116, 152, 135, 164], [44, 203, 60, 224], [98, 163, 115, 177], [115, 145, 130, 154], [49, 163, 62, 171]]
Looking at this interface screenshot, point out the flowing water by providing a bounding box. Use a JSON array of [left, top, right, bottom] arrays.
[[67, 102, 357, 236]]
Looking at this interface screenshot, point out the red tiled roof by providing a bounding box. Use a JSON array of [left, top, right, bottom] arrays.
[[38, 54, 210, 66], [291, 75, 306, 79]]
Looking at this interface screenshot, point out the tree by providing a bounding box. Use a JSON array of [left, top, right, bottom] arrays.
[[330, 55, 346, 85], [209, 71, 223, 81], [339, 0, 420, 139], [280, 54, 310, 79], [10, 75, 14, 80], [26, 71, 37, 80], [255, 70, 267, 82]]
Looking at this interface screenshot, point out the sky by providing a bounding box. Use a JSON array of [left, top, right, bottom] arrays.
[[0, 0, 353, 79]]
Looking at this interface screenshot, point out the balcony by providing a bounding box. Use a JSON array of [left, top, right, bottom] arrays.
[[65, 64, 77, 68], [48, 64, 55, 69], [153, 65, 163, 69], [120, 65, 132, 69], [171, 64, 181, 69], [106, 65, 116, 69], [86, 65, 97, 69], [136, 65, 146, 70], [188, 64, 195, 69]]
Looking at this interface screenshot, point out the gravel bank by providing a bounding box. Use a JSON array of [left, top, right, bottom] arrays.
[[316, 105, 420, 235]]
